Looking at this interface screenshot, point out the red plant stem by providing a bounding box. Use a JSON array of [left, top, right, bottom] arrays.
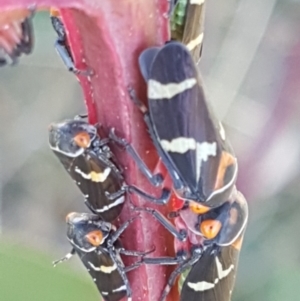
[[0, 1, 179, 300]]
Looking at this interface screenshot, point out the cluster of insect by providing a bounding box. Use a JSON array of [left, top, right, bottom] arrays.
[[48, 2, 248, 301], [0, 2, 248, 301]]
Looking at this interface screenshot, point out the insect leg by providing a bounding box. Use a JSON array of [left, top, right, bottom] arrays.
[[158, 250, 202, 301], [108, 215, 140, 245], [118, 246, 155, 257], [109, 128, 163, 187], [128, 87, 185, 190], [109, 250, 133, 301], [125, 185, 170, 205], [52, 248, 76, 267], [132, 205, 187, 241]]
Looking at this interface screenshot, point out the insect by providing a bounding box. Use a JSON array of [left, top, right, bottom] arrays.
[[170, 0, 206, 63], [141, 188, 248, 301], [127, 41, 238, 209], [50, 8, 92, 75], [48, 119, 171, 222], [54, 212, 152, 301], [177, 234, 244, 301], [0, 8, 34, 67]]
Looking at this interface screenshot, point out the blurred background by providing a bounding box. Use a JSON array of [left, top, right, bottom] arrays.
[[0, 0, 299, 300]]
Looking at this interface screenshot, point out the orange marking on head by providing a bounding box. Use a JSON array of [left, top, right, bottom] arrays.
[[189, 202, 210, 214], [200, 219, 222, 239], [73, 131, 91, 148], [214, 151, 236, 190], [86, 230, 103, 247], [50, 7, 60, 17], [231, 234, 244, 251]]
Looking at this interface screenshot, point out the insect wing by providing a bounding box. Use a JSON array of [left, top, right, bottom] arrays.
[[53, 150, 124, 221], [147, 42, 235, 206], [77, 249, 126, 301], [138, 46, 160, 81], [180, 243, 240, 301]]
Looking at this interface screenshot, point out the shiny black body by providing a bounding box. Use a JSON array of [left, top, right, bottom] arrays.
[[49, 119, 170, 221], [0, 15, 34, 67], [140, 188, 248, 301], [55, 213, 149, 301], [49, 119, 125, 221], [136, 42, 238, 208], [180, 243, 240, 301], [50, 14, 91, 75], [50, 14, 74, 72]]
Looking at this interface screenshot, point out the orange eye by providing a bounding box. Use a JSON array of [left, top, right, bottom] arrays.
[[214, 151, 236, 190], [73, 132, 91, 148], [86, 230, 103, 246], [50, 7, 60, 17], [189, 202, 210, 214], [200, 220, 222, 239]]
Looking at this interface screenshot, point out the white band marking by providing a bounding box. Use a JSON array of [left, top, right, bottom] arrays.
[[160, 138, 217, 182], [88, 261, 117, 274], [186, 33, 204, 52], [187, 256, 234, 292], [74, 166, 111, 182], [112, 285, 126, 292], [95, 196, 125, 213], [148, 78, 197, 99]]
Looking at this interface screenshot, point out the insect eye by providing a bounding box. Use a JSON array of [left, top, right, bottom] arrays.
[[73, 131, 91, 148], [200, 220, 222, 239], [189, 202, 210, 214], [85, 230, 103, 246]]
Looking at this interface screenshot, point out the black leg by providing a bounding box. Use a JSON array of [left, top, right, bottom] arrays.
[[125, 185, 170, 205], [108, 215, 140, 245], [128, 87, 185, 191], [105, 189, 125, 201], [124, 260, 144, 273], [142, 255, 186, 266], [52, 248, 76, 267], [158, 250, 202, 301], [109, 128, 163, 187], [118, 246, 155, 257], [109, 250, 133, 300], [132, 205, 187, 241], [92, 137, 111, 150], [54, 41, 93, 76]]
